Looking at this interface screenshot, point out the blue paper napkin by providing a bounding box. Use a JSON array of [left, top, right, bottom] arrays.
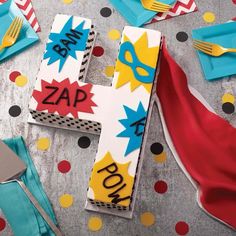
[[0, 137, 58, 236]]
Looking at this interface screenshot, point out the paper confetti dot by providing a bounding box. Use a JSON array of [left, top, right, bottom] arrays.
[[36, 138, 51, 151], [175, 221, 189, 235], [233, 0, 236, 4], [104, 66, 115, 77], [108, 29, 121, 40], [9, 71, 21, 82], [0, 218, 6, 231], [150, 142, 164, 155], [140, 212, 155, 227], [59, 194, 74, 208], [203, 12, 215, 23], [154, 180, 168, 194], [222, 93, 235, 104], [58, 160, 71, 174], [100, 7, 112, 17], [176, 32, 188, 42], [222, 102, 235, 114], [92, 46, 104, 57], [8, 105, 21, 117], [63, 0, 73, 4], [154, 152, 167, 164], [88, 216, 103, 232], [15, 75, 28, 87], [78, 136, 91, 149]]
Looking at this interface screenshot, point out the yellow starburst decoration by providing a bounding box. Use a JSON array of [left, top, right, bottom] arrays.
[[89, 152, 134, 207], [115, 32, 159, 93]]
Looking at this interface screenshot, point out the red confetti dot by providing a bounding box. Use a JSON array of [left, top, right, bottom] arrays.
[[9, 71, 21, 82], [232, 17, 236, 21], [0, 218, 6, 231], [58, 160, 71, 174], [175, 221, 189, 235], [92, 46, 104, 57], [232, 0, 236, 4], [154, 180, 168, 194]]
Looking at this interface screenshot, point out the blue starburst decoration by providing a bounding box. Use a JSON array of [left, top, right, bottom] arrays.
[[117, 102, 147, 156], [44, 16, 90, 72]]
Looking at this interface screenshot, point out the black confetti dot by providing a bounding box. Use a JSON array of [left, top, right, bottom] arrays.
[[100, 7, 112, 17], [9, 105, 21, 117], [150, 142, 164, 155], [176, 31, 188, 42], [78, 136, 91, 149], [222, 102, 235, 114]]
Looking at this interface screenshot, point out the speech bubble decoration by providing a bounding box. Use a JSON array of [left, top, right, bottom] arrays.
[[117, 102, 147, 157], [44, 16, 90, 72], [89, 152, 134, 208], [32, 78, 96, 118], [29, 14, 161, 218]]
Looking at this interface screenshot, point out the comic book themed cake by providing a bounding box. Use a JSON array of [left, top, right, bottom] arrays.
[[29, 15, 161, 217]]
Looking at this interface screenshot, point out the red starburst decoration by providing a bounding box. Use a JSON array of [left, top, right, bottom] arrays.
[[32, 78, 97, 118]]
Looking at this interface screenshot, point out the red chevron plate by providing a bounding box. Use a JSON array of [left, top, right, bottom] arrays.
[[0, 0, 40, 32], [147, 0, 197, 24]]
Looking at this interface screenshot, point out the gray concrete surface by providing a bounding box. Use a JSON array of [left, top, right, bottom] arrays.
[[0, 0, 236, 235]]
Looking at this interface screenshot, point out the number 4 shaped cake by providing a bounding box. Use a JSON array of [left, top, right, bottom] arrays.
[[29, 14, 161, 218]]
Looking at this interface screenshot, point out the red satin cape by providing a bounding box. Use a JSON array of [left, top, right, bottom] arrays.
[[156, 43, 236, 229]]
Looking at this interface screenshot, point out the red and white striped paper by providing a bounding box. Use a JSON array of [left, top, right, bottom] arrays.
[[0, 0, 41, 33], [147, 0, 197, 24]]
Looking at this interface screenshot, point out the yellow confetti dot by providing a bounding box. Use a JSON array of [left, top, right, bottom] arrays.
[[140, 212, 155, 227], [59, 194, 74, 208], [36, 138, 50, 151], [15, 75, 28, 87], [222, 93, 235, 104], [63, 0, 73, 4], [104, 66, 115, 77], [154, 152, 167, 164], [108, 29, 121, 40], [203, 12, 215, 23], [88, 216, 103, 232]]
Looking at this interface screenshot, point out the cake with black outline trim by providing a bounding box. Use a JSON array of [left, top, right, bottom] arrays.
[[29, 19, 161, 213]]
